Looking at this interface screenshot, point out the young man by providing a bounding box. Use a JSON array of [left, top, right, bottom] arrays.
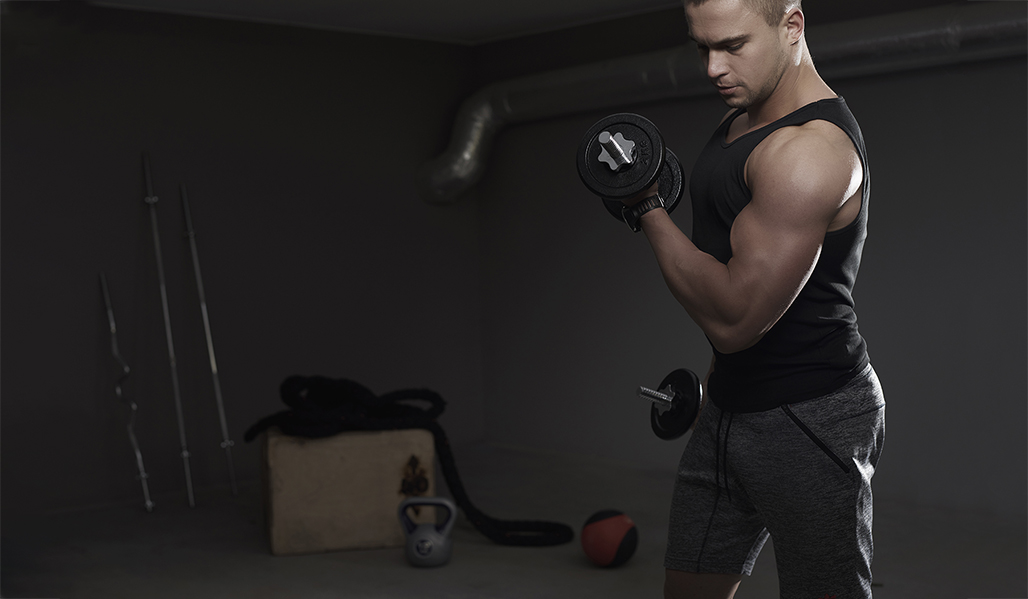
[[621, 0, 886, 597]]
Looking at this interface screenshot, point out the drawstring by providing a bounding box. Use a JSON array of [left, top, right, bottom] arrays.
[[713, 409, 735, 504], [714, 410, 724, 494], [699, 407, 735, 566], [723, 412, 735, 504]]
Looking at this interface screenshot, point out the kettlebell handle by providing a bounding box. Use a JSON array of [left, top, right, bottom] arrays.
[[398, 496, 457, 537]]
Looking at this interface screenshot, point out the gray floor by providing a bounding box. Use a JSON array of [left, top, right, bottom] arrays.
[[3, 443, 1026, 599]]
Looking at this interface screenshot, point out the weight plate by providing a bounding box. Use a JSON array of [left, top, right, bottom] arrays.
[[602, 149, 685, 224], [649, 368, 700, 441], [577, 113, 665, 200]]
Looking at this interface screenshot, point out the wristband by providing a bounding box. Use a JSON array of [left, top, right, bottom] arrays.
[[622, 195, 665, 232]]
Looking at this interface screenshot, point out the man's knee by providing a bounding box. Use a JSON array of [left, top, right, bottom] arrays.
[[663, 569, 743, 599]]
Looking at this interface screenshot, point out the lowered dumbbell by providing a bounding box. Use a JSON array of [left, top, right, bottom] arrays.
[[577, 113, 684, 231], [637, 369, 701, 440]]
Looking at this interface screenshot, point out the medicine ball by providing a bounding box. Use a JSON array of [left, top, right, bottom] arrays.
[[580, 509, 638, 567]]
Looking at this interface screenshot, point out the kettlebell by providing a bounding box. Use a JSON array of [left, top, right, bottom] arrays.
[[398, 496, 457, 567]]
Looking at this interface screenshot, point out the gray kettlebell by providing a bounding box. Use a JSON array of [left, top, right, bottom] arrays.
[[398, 496, 457, 567]]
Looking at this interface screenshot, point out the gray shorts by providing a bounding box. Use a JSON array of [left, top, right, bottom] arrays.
[[665, 365, 886, 598]]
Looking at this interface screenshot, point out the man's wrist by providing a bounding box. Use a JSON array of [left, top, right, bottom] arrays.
[[624, 195, 666, 232]]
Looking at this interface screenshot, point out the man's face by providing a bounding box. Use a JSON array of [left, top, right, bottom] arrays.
[[686, 0, 790, 110]]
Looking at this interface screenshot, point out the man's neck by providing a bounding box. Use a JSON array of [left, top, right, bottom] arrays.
[[744, 46, 834, 130]]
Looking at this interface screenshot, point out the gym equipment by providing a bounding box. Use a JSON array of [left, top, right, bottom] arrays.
[[399, 496, 457, 567], [264, 428, 436, 555], [181, 184, 238, 496], [100, 272, 154, 512], [245, 378, 574, 547], [577, 113, 684, 229], [638, 368, 701, 440], [142, 152, 195, 508], [581, 510, 638, 568]]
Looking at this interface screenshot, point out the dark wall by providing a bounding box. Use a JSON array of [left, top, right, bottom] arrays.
[[3, 1, 1025, 522], [466, 0, 1025, 521], [1, 4, 482, 515], [474, 54, 1027, 518], [470, 0, 963, 85]]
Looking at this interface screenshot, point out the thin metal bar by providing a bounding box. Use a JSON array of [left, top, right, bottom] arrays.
[[100, 271, 155, 512], [637, 385, 674, 407], [180, 183, 238, 496], [143, 152, 195, 508]]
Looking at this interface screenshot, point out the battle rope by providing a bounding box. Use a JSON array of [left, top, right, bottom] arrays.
[[244, 376, 573, 547]]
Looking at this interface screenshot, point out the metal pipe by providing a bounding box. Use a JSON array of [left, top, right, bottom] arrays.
[[418, 2, 1027, 205], [180, 183, 238, 496], [100, 271, 155, 512], [143, 152, 195, 508]]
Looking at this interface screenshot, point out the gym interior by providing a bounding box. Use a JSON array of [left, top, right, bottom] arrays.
[[1, 1, 1025, 597]]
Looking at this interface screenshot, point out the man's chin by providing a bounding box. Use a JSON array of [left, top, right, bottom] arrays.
[[716, 87, 749, 108]]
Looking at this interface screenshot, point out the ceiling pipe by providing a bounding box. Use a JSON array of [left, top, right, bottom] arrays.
[[418, 2, 1026, 205]]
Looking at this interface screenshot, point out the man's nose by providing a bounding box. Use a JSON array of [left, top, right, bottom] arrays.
[[707, 52, 729, 82]]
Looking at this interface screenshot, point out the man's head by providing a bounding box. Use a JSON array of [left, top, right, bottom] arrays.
[[685, 0, 805, 110]]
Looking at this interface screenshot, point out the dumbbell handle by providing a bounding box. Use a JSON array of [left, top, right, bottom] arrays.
[[637, 386, 674, 414], [598, 131, 634, 171]]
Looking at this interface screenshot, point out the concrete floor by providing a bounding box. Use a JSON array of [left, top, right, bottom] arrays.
[[2, 443, 1026, 599]]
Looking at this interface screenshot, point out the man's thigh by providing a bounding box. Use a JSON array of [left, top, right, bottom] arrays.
[[664, 401, 769, 576], [734, 367, 885, 598]]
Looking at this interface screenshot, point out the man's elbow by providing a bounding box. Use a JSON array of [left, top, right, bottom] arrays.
[[706, 324, 766, 355]]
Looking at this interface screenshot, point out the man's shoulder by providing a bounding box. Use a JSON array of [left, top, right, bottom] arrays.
[[759, 118, 854, 161], [747, 119, 861, 210], [751, 118, 857, 179]]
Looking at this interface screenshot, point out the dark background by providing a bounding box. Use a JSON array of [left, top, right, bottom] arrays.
[[2, 1, 1025, 526]]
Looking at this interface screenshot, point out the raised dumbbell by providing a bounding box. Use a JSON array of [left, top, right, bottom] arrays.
[[576, 113, 684, 230], [637, 368, 701, 440]]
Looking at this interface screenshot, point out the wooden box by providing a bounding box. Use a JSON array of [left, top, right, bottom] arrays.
[[263, 426, 436, 555]]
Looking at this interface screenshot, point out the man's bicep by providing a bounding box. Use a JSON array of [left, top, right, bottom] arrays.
[[722, 140, 850, 345], [725, 198, 826, 338]]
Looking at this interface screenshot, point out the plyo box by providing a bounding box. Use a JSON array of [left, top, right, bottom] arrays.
[[263, 426, 436, 555]]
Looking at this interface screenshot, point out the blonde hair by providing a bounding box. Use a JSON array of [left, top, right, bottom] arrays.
[[685, 0, 802, 28]]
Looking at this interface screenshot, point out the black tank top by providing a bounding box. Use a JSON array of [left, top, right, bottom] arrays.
[[690, 97, 870, 412]]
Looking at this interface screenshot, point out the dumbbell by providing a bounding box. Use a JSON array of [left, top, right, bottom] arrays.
[[576, 113, 684, 229], [637, 368, 701, 440]]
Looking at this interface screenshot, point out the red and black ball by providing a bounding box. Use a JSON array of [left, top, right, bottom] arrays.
[[581, 509, 638, 567]]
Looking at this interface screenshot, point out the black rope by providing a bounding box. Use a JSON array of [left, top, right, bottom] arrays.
[[244, 376, 573, 547]]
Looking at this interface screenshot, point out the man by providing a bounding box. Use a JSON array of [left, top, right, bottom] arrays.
[[620, 0, 886, 597]]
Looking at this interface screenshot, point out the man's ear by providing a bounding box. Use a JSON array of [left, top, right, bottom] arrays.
[[783, 7, 804, 45]]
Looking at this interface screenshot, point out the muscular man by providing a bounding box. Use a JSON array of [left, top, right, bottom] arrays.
[[622, 0, 886, 597]]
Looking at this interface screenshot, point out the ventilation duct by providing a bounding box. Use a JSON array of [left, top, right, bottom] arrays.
[[418, 2, 1027, 205]]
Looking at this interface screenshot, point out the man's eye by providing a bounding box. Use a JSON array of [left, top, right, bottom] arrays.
[[728, 44, 744, 52]]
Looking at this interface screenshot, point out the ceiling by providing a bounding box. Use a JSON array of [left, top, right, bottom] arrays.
[[89, 0, 685, 45]]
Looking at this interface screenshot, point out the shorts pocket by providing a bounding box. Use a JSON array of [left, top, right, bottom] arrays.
[[781, 404, 852, 474]]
